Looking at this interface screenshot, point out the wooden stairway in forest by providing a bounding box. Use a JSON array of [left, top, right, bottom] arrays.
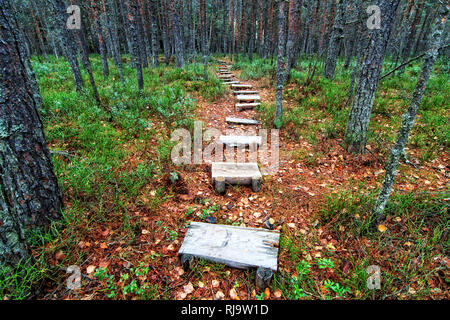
[[178, 60, 278, 291]]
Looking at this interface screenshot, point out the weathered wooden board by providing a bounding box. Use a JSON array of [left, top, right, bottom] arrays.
[[219, 74, 233, 78], [232, 84, 253, 89], [226, 117, 260, 125], [219, 135, 262, 147], [237, 94, 261, 102], [233, 90, 259, 95], [224, 81, 240, 85], [235, 103, 261, 111], [212, 162, 261, 182], [179, 222, 279, 271]]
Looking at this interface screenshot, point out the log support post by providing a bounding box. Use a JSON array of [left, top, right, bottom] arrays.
[[214, 176, 226, 194], [256, 267, 273, 290], [180, 254, 194, 272]]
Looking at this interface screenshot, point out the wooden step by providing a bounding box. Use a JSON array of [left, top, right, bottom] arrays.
[[231, 84, 253, 89], [211, 162, 262, 193], [233, 90, 259, 95], [219, 75, 233, 79], [226, 117, 260, 125], [236, 103, 261, 111], [218, 135, 262, 147], [178, 222, 279, 271], [237, 94, 261, 102], [224, 81, 240, 85]]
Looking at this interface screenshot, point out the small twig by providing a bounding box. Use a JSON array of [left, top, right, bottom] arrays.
[[380, 43, 449, 80]]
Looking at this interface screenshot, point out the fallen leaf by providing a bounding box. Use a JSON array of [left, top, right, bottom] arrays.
[[264, 287, 270, 299], [86, 265, 96, 274], [378, 225, 387, 233], [273, 289, 282, 298], [215, 290, 225, 300], [183, 282, 194, 294], [211, 280, 220, 288], [229, 288, 239, 300]]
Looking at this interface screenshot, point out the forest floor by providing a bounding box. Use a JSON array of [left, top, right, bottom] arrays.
[[2, 55, 447, 301]]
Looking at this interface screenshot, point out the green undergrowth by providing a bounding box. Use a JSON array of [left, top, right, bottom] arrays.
[[244, 56, 448, 162], [272, 188, 448, 300], [0, 55, 223, 300]]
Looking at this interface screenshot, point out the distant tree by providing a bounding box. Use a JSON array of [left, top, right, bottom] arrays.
[[126, 0, 144, 91], [344, 0, 401, 154], [284, 0, 301, 84], [170, 0, 185, 68], [373, 4, 448, 221], [0, 0, 63, 268], [324, 0, 347, 79], [200, 0, 209, 80], [275, 0, 287, 128], [53, 0, 84, 92]]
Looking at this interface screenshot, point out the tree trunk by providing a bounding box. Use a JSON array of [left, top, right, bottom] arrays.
[[324, 0, 346, 79], [0, 0, 63, 267], [200, 0, 208, 80], [275, 0, 287, 128], [284, 0, 301, 83], [170, 0, 185, 68], [104, 0, 124, 82], [126, 0, 144, 90], [148, 0, 160, 66], [344, 0, 401, 154], [52, 0, 84, 92], [373, 5, 448, 221], [90, 0, 110, 78]]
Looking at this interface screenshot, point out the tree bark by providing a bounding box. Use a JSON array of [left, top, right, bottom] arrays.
[[53, 0, 84, 92], [0, 0, 63, 267], [275, 0, 287, 128], [344, 0, 401, 154], [373, 4, 448, 221], [126, 0, 144, 90], [324, 0, 346, 79]]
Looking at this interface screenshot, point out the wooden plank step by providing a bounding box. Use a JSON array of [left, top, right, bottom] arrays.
[[231, 84, 253, 89], [236, 103, 261, 111], [237, 94, 261, 102], [233, 90, 259, 95], [178, 222, 279, 271], [226, 117, 260, 125], [224, 81, 240, 85], [218, 135, 262, 147], [211, 162, 263, 192]]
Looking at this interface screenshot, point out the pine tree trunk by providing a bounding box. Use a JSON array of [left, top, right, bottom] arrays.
[[171, 0, 185, 68], [324, 0, 346, 79], [373, 5, 448, 221], [284, 0, 301, 84], [90, 0, 110, 78], [126, 0, 144, 90], [200, 0, 208, 80], [53, 0, 84, 92], [275, 0, 287, 128], [344, 0, 401, 154], [0, 0, 63, 267], [119, 0, 134, 62], [75, 26, 101, 106], [104, 0, 124, 82], [148, 0, 160, 66]]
